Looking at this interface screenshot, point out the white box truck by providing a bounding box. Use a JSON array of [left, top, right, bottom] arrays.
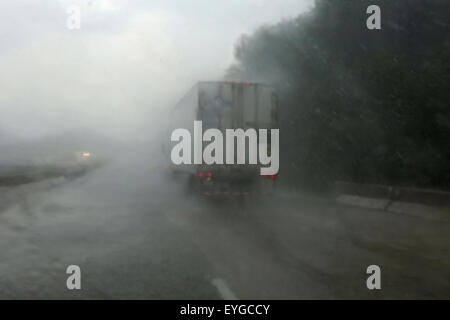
[[167, 81, 279, 194]]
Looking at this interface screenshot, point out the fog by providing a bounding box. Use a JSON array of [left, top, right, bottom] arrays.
[[1, 0, 448, 301], [0, 0, 313, 144]]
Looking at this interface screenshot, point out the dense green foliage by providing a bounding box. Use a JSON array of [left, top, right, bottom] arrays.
[[227, 0, 450, 191]]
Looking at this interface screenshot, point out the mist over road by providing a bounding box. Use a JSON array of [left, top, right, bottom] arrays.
[[0, 146, 448, 299], [0, 0, 448, 303]]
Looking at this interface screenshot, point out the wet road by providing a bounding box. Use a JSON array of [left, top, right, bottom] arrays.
[[1, 154, 449, 299]]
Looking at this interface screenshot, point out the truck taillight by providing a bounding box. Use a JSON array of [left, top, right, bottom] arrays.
[[199, 172, 203, 177], [207, 172, 212, 177]]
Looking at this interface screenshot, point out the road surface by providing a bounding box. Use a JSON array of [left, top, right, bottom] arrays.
[[0, 153, 449, 299]]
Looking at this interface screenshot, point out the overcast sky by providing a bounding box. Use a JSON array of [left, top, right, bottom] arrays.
[[0, 0, 314, 141]]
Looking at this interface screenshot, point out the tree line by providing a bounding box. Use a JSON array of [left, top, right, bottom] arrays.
[[226, 0, 450, 191]]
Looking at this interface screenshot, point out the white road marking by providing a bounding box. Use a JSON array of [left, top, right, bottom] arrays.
[[211, 278, 238, 300]]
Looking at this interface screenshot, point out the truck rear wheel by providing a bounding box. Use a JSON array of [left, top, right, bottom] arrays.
[[186, 174, 199, 194], [259, 177, 276, 195]]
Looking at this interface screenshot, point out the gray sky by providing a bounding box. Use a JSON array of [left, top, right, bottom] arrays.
[[0, 0, 314, 141]]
